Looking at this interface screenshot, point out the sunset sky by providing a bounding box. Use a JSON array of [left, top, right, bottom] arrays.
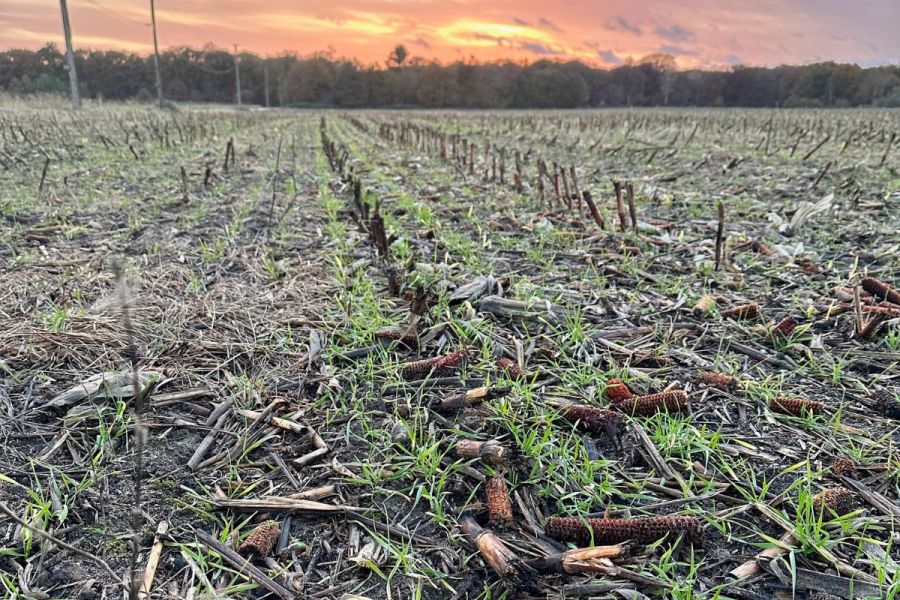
[[2, 0, 898, 69]]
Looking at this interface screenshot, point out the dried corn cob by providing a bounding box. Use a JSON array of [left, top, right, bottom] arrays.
[[614, 390, 688, 417], [562, 404, 624, 434], [812, 487, 855, 515], [721, 302, 760, 320], [769, 396, 823, 416], [694, 371, 738, 391], [237, 521, 280, 557], [400, 349, 468, 380], [545, 515, 701, 545], [374, 326, 417, 347], [861, 277, 900, 305], [768, 316, 798, 340], [830, 458, 856, 477], [604, 378, 633, 403], [872, 389, 900, 419], [496, 358, 524, 380], [747, 239, 774, 256], [485, 477, 513, 527]]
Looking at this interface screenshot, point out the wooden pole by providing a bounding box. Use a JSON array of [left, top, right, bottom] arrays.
[[233, 44, 242, 106], [149, 0, 164, 107], [263, 62, 270, 107], [59, 0, 80, 109]]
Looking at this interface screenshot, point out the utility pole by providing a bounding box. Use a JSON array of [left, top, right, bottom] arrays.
[[263, 62, 270, 108], [233, 44, 242, 107], [150, 0, 164, 107], [58, 0, 80, 109]]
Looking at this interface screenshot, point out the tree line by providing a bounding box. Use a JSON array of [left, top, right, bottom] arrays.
[[2, 43, 899, 108]]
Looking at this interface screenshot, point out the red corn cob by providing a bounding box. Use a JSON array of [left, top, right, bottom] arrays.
[[237, 521, 280, 557], [496, 358, 524, 380], [861, 277, 900, 305], [769, 396, 823, 416], [862, 304, 900, 318], [485, 477, 513, 527], [830, 458, 857, 477], [400, 349, 468, 380], [748, 240, 774, 256], [604, 378, 633, 403], [375, 326, 417, 347], [812, 487, 855, 515], [545, 515, 701, 545], [872, 389, 900, 419], [768, 316, 798, 340], [721, 303, 760, 320], [562, 404, 624, 433], [694, 371, 738, 392], [614, 390, 688, 416]]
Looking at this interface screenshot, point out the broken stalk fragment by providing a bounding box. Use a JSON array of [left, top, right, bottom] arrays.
[[459, 515, 520, 577], [455, 439, 510, 465], [526, 544, 629, 575], [439, 386, 511, 412], [692, 294, 716, 315], [721, 302, 760, 320]]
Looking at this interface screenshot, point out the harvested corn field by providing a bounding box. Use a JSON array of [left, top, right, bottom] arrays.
[[1, 104, 899, 599]]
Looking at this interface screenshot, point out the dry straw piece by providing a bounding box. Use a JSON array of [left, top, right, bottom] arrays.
[[485, 477, 513, 527], [562, 404, 624, 433], [237, 521, 280, 557], [769, 396, 824, 416], [812, 487, 855, 515], [721, 302, 761, 320], [545, 515, 701, 545], [614, 390, 688, 416], [694, 371, 738, 391], [604, 378, 633, 403], [496, 358, 524, 380]]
